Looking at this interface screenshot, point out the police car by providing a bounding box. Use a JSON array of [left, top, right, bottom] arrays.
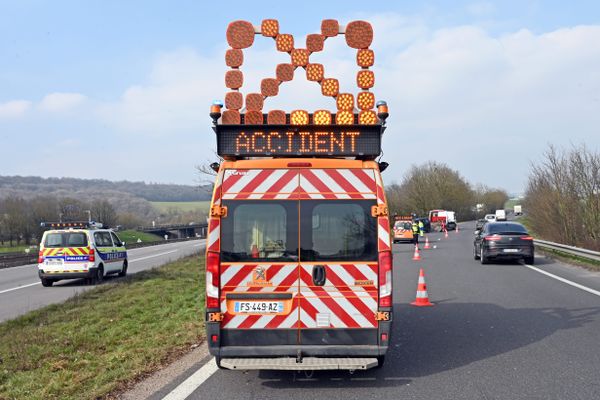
[[38, 221, 128, 287]]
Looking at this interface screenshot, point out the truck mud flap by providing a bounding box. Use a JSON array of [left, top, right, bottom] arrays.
[[220, 357, 379, 371]]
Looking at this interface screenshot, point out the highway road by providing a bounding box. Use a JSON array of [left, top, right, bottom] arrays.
[[0, 239, 205, 322], [148, 221, 600, 400]]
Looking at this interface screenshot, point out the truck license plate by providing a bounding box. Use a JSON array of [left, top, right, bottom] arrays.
[[46, 259, 63, 266], [234, 301, 283, 314]]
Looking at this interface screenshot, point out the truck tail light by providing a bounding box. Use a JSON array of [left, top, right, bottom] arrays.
[[378, 251, 392, 307], [484, 235, 501, 241], [38, 251, 43, 264], [88, 248, 95, 262], [206, 252, 220, 309]]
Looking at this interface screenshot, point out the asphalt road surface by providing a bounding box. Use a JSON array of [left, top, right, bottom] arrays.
[[152, 222, 600, 400], [0, 239, 205, 322]]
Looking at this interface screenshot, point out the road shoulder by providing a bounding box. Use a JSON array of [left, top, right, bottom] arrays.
[[118, 343, 210, 400]]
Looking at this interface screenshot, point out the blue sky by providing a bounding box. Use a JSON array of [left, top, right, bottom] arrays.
[[1, 1, 599, 193]]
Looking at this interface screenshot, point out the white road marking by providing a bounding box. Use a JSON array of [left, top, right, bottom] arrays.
[[3, 263, 38, 271], [1, 248, 186, 294], [523, 263, 600, 297], [162, 358, 219, 400], [0, 281, 40, 294], [129, 250, 179, 263]]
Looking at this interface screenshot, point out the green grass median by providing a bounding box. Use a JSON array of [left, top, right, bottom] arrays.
[[0, 255, 206, 400]]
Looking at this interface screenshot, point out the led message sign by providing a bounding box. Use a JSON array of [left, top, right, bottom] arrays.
[[216, 125, 381, 158]]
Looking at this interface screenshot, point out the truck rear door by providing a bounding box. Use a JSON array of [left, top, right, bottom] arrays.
[[297, 169, 380, 346], [218, 169, 301, 347]]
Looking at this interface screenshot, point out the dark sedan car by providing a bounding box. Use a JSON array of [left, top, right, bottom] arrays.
[[473, 222, 534, 264]]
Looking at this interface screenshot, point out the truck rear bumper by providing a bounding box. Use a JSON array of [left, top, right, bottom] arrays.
[[220, 357, 379, 370], [207, 321, 391, 359], [38, 269, 95, 280], [215, 344, 387, 357]]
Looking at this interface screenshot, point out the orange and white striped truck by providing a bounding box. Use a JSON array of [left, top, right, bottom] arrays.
[[204, 18, 392, 371]]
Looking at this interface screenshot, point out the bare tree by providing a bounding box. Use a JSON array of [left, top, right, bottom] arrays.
[[91, 199, 118, 227], [525, 144, 600, 250], [386, 162, 476, 220], [0, 196, 27, 246]]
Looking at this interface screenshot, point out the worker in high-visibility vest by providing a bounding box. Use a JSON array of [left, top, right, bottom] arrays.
[[418, 220, 425, 237], [411, 220, 420, 246]]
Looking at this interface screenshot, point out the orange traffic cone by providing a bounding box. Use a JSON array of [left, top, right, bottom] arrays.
[[424, 236, 430, 249], [412, 244, 421, 261], [455, 224, 459, 233], [411, 268, 434, 307], [251, 244, 259, 258], [444, 229, 449, 239]]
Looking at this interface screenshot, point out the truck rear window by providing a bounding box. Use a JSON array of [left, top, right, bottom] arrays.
[[44, 232, 88, 248], [300, 200, 377, 261], [221, 201, 298, 262]]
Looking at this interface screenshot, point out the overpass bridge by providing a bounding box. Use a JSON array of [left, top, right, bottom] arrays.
[[136, 222, 208, 239]]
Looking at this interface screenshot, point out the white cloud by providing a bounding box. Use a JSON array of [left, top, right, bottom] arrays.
[[39, 92, 87, 112], [0, 100, 32, 118], [91, 19, 600, 191], [8, 16, 598, 191], [96, 48, 224, 134], [374, 23, 600, 191]]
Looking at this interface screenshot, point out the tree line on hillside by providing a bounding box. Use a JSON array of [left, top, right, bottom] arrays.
[[0, 195, 208, 247], [0, 176, 212, 202], [525, 144, 600, 251], [385, 161, 508, 221]]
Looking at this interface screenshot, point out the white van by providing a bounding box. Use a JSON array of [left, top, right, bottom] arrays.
[[38, 222, 128, 287], [495, 209, 507, 221]]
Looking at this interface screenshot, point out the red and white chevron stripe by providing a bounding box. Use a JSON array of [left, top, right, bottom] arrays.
[[299, 264, 378, 329], [220, 263, 299, 329], [374, 171, 391, 252], [218, 262, 378, 330], [222, 169, 298, 200], [207, 171, 223, 252], [298, 169, 376, 199], [221, 168, 377, 200]]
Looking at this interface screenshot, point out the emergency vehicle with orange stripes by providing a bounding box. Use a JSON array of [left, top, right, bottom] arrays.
[[205, 19, 392, 371], [37, 222, 128, 287]]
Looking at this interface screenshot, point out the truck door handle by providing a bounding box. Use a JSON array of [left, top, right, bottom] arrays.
[[312, 265, 326, 286]]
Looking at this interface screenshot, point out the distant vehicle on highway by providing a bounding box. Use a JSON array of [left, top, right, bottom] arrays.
[[393, 219, 414, 243], [473, 221, 534, 265], [428, 209, 457, 231], [484, 214, 497, 223], [495, 209, 507, 221], [514, 205, 522, 216], [38, 221, 128, 287]]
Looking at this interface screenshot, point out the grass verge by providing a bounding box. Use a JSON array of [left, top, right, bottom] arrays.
[[117, 229, 163, 243], [0, 245, 34, 254], [0, 255, 205, 400], [536, 247, 600, 272]]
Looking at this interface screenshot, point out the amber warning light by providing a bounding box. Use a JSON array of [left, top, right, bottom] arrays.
[[210, 19, 389, 160]]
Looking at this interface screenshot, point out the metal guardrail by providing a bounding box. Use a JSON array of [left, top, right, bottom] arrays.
[[0, 237, 204, 270], [0, 253, 37, 269], [136, 222, 208, 231], [534, 239, 600, 262]]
